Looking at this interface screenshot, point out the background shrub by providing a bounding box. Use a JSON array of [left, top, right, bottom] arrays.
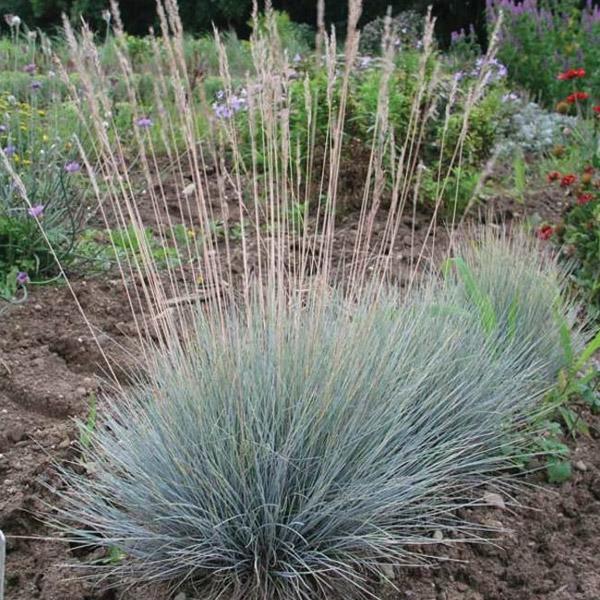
[[488, 0, 600, 107], [358, 10, 424, 54], [0, 0, 492, 42]]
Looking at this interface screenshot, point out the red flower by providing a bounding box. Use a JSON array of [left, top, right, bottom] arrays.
[[566, 91, 589, 104], [537, 225, 554, 240], [577, 193, 594, 205], [558, 68, 586, 80], [547, 171, 561, 182], [594, 105, 600, 115], [560, 174, 577, 187]]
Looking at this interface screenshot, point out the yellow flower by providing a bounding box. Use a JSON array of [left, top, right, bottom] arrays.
[[187, 228, 195, 238], [42, 134, 49, 142]]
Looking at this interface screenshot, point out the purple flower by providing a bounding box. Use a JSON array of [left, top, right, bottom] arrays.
[[229, 95, 247, 112], [64, 161, 81, 173], [30, 80, 42, 90], [213, 103, 233, 120], [3, 144, 16, 157], [135, 116, 153, 128], [451, 29, 465, 45], [358, 56, 373, 69], [16, 271, 29, 285], [27, 204, 44, 218], [0, 125, 7, 134], [24, 63, 36, 74], [502, 92, 519, 102], [496, 63, 508, 79]]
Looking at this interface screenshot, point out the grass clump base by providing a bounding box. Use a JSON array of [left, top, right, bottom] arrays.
[[51, 234, 574, 600]]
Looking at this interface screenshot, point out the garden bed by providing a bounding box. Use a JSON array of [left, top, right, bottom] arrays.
[[1, 176, 598, 599], [0, 1, 599, 598], [1, 276, 600, 600]]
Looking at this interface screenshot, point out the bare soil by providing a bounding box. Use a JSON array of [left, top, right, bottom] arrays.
[[1, 175, 598, 600]]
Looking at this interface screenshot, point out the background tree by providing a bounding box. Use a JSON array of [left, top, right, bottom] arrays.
[[2, 0, 596, 44]]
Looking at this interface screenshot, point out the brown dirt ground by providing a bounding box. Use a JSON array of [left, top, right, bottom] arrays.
[[1, 170, 598, 600]]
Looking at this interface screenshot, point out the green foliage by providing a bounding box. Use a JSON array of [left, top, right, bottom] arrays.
[[359, 10, 424, 55], [558, 198, 600, 316], [421, 164, 482, 217], [445, 256, 497, 336], [0, 265, 28, 311], [349, 54, 419, 143], [228, 45, 503, 216], [252, 9, 313, 56], [79, 392, 97, 450], [512, 150, 526, 203], [439, 87, 504, 166], [488, 0, 600, 107], [545, 144, 600, 319], [534, 321, 600, 483], [78, 225, 190, 272], [0, 93, 84, 283], [78, 221, 245, 274]]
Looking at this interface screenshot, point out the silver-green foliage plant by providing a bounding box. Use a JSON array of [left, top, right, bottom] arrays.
[[495, 99, 577, 157], [51, 234, 574, 599]]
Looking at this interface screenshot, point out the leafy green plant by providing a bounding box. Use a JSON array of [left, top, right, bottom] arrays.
[[359, 10, 425, 55], [558, 198, 600, 317], [533, 317, 600, 483], [0, 93, 85, 284], [488, 0, 600, 107], [421, 163, 482, 216], [544, 161, 600, 319], [444, 256, 497, 336], [79, 393, 97, 451], [78, 226, 188, 272], [512, 150, 526, 203], [0, 266, 28, 314]]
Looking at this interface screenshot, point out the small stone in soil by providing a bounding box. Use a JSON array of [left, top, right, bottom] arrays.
[[381, 564, 395, 580], [8, 426, 26, 443], [482, 492, 506, 510]]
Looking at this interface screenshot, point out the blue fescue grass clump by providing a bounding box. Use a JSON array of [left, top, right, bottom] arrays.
[[52, 236, 574, 599]]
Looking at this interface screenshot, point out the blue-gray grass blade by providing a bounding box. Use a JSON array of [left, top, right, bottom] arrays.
[[46, 234, 577, 600], [0, 528, 5, 600]]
